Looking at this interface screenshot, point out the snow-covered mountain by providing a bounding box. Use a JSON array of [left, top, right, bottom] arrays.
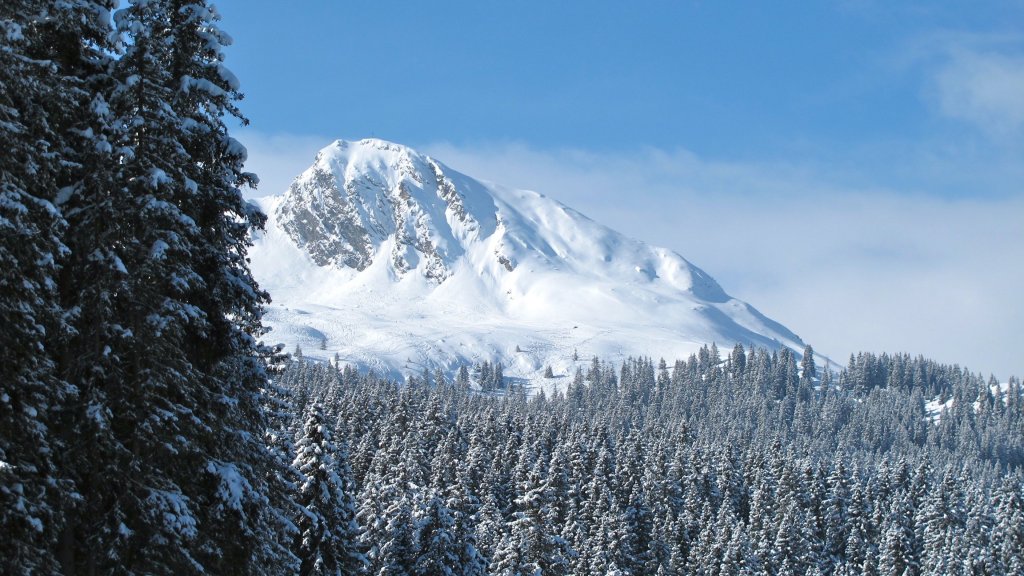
[[248, 138, 805, 389]]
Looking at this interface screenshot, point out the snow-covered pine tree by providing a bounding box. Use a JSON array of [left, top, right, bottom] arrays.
[[261, 372, 304, 571], [413, 489, 463, 576], [377, 491, 419, 576], [919, 471, 964, 575], [800, 345, 817, 383], [427, 427, 488, 576], [479, 361, 492, 392], [456, 364, 470, 390], [0, 1, 115, 571], [292, 404, 365, 576], [821, 457, 850, 569], [877, 492, 916, 576], [493, 362, 504, 390], [992, 477, 1024, 574], [46, 0, 289, 572]]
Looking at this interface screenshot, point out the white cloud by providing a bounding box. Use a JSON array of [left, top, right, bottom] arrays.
[[934, 48, 1024, 136], [903, 31, 1024, 140], [235, 130, 1024, 378], [235, 129, 334, 198]]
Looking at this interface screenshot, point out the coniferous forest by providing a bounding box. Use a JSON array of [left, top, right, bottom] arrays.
[[2, 2, 1023, 575], [277, 348, 1024, 576]]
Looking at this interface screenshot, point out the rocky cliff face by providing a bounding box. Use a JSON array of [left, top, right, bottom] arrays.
[[276, 139, 488, 283]]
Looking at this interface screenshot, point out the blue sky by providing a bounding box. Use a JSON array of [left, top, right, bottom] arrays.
[[214, 0, 1024, 378]]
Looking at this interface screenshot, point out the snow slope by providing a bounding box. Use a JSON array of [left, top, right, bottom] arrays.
[[249, 138, 805, 390]]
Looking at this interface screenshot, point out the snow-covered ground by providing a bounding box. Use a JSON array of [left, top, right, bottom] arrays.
[[925, 380, 1018, 423], [249, 138, 806, 390]]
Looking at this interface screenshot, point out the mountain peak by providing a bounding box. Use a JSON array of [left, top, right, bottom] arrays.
[[277, 138, 479, 281], [314, 138, 430, 171], [251, 138, 805, 386]]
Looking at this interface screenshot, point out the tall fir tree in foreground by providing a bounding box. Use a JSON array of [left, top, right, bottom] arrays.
[[6, 0, 292, 572], [0, 2, 66, 572], [1, 1, 117, 572]]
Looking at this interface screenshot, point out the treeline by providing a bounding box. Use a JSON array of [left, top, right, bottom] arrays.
[[276, 346, 1024, 575]]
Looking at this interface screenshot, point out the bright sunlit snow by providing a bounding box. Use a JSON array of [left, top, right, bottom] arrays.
[[249, 139, 805, 389]]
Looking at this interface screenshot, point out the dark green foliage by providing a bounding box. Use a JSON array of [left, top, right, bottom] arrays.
[[0, 1, 116, 572], [292, 404, 365, 576], [45, 1, 291, 571], [280, 348, 1022, 575], [474, 360, 506, 391], [1, 0, 292, 572]]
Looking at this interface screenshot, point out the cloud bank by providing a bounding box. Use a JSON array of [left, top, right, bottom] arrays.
[[935, 49, 1024, 136], [238, 130, 331, 198], [915, 30, 1024, 139]]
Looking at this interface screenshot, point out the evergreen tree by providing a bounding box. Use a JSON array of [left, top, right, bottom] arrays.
[[479, 362, 492, 392], [292, 404, 365, 576], [456, 364, 470, 390], [261, 373, 304, 571], [428, 429, 488, 576], [493, 362, 505, 390], [771, 496, 810, 574], [49, 0, 289, 571], [801, 345, 817, 383], [920, 472, 963, 575], [0, 1, 114, 571], [513, 460, 572, 575], [822, 458, 850, 568], [877, 493, 915, 576], [413, 490, 463, 576], [991, 478, 1024, 575], [377, 492, 419, 576]]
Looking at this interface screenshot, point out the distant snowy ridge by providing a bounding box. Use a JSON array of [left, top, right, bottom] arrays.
[[249, 138, 806, 389]]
